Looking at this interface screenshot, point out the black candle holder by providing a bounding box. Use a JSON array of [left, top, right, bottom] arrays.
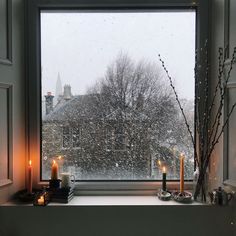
[[15, 189, 39, 203], [49, 179, 61, 189]]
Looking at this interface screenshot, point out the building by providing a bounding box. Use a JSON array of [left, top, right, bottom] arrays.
[[42, 85, 152, 179]]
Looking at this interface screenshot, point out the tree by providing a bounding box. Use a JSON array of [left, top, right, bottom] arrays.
[[86, 53, 181, 179]]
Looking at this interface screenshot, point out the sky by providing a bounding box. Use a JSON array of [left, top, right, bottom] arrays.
[[41, 10, 196, 100]]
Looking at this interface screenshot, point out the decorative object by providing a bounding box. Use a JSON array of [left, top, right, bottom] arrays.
[[162, 166, 167, 191], [172, 191, 193, 203], [157, 190, 172, 201], [208, 186, 234, 206], [47, 186, 74, 203], [33, 190, 50, 206], [179, 154, 184, 193], [159, 45, 236, 202], [61, 172, 75, 188], [27, 160, 32, 194]]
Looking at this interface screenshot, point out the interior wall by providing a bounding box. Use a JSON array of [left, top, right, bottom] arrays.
[[0, 205, 234, 236], [0, 0, 26, 204], [209, 0, 236, 229]]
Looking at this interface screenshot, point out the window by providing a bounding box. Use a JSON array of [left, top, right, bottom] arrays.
[[41, 10, 195, 180], [27, 0, 209, 187]]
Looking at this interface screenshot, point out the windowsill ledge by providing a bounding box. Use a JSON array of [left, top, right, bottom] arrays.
[[3, 196, 204, 206]]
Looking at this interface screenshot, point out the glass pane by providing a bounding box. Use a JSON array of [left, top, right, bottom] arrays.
[[41, 10, 195, 180]]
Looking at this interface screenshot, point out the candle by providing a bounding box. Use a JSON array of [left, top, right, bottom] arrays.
[[180, 154, 185, 193], [28, 160, 32, 194], [37, 196, 44, 205], [162, 166, 167, 191], [51, 160, 58, 180]]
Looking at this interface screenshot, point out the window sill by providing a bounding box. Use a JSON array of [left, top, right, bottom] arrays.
[[3, 196, 204, 206]]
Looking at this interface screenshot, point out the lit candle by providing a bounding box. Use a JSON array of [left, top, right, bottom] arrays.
[[180, 154, 185, 193], [162, 166, 167, 191], [51, 160, 58, 180], [28, 160, 32, 194], [37, 196, 44, 205]]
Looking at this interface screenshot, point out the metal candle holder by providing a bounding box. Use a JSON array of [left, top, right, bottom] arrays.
[[157, 190, 172, 201], [172, 191, 193, 203]]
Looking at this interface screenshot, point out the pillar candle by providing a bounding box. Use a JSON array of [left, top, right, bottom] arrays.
[[180, 154, 185, 193], [51, 160, 58, 180], [162, 166, 167, 191], [28, 160, 32, 194]]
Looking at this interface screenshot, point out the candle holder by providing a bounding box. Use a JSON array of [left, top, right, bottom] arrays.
[[157, 189, 172, 201], [16, 189, 37, 202], [49, 179, 61, 189], [33, 191, 50, 206], [172, 191, 193, 203]]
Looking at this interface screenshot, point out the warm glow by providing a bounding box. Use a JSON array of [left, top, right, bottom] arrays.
[[157, 160, 161, 166], [163, 166, 166, 173], [58, 155, 62, 160], [29, 160, 32, 166], [53, 160, 56, 164]]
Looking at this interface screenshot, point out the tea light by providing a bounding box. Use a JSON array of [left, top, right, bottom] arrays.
[[37, 196, 44, 205]]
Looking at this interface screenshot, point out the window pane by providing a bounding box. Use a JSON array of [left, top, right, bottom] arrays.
[[41, 10, 195, 180]]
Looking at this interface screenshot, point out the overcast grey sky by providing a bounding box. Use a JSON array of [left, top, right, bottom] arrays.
[[41, 11, 195, 100]]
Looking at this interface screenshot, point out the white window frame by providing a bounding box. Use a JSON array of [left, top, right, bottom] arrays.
[[26, 0, 210, 195]]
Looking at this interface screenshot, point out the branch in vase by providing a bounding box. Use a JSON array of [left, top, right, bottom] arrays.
[[158, 54, 199, 166]]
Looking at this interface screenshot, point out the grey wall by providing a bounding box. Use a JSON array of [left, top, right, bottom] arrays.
[[0, 0, 26, 204], [0, 205, 235, 236]]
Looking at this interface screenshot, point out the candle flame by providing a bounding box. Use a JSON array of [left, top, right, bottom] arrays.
[[157, 160, 161, 166], [29, 160, 32, 166], [58, 155, 62, 160], [163, 166, 166, 173], [53, 160, 56, 164]]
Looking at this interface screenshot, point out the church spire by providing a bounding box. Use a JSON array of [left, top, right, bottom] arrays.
[[55, 72, 62, 103]]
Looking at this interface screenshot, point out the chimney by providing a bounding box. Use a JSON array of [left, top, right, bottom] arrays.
[[63, 85, 72, 100], [45, 92, 54, 115]]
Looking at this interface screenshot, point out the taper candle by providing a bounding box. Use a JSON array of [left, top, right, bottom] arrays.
[[28, 160, 32, 194], [162, 166, 167, 191], [180, 154, 185, 193], [51, 160, 58, 180]]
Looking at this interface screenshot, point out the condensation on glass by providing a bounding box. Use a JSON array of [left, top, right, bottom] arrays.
[[40, 10, 196, 180]]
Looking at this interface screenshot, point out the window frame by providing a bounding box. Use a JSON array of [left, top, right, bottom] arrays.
[[26, 0, 210, 194]]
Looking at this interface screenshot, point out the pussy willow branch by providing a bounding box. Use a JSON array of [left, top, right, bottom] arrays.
[[158, 54, 199, 167], [209, 48, 236, 148], [206, 48, 225, 148], [194, 47, 236, 200]]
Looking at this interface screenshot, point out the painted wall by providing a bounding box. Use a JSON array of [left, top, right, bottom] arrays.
[[0, 205, 235, 236], [0, 0, 26, 204]]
